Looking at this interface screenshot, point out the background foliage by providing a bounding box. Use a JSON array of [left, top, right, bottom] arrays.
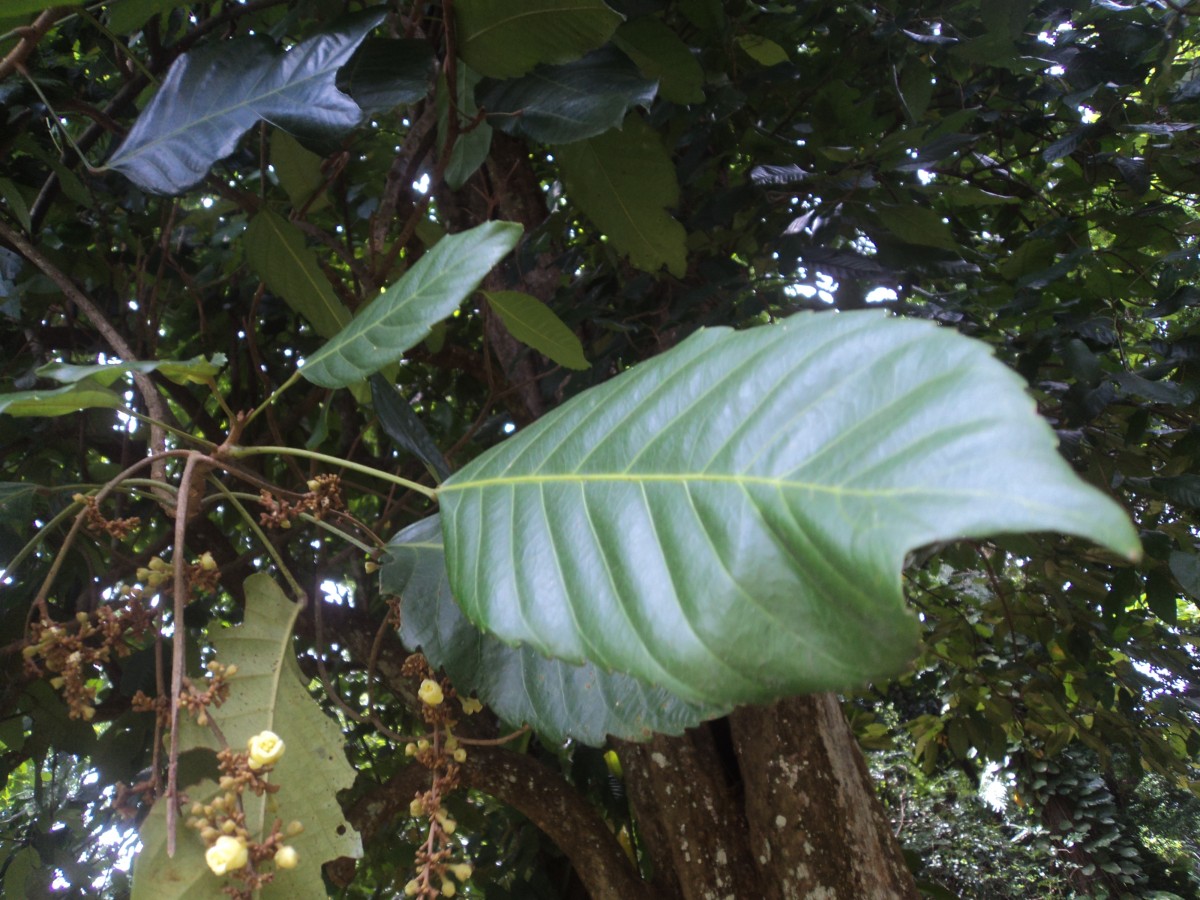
[[1, 0, 1199, 897]]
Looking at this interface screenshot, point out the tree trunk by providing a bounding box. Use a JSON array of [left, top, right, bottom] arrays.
[[619, 693, 919, 900]]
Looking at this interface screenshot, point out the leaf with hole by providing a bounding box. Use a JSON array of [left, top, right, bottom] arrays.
[[437, 311, 1140, 707]]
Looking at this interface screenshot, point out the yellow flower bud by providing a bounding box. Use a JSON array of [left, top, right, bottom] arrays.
[[453, 748, 467, 763], [441, 881, 457, 897], [418, 679, 444, 706], [307, 479, 321, 492], [364, 560, 379, 574], [224, 664, 238, 678], [450, 863, 473, 882], [199, 552, 218, 571], [286, 820, 304, 837], [405, 742, 418, 757], [274, 845, 299, 869], [205, 834, 248, 875], [459, 696, 483, 715], [409, 798, 424, 817], [404, 880, 420, 897], [247, 730, 285, 769]]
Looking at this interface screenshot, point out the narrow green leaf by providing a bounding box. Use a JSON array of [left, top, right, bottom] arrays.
[[300, 221, 522, 388], [0, 178, 32, 233], [439, 65, 493, 190], [557, 115, 687, 276], [613, 17, 704, 104], [106, 11, 384, 193], [270, 130, 329, 212], [481, 47, 657, 144], [0, 382, 122, 417], [36, 354, 227, 386], [438, 311, 1140, 707], [485, 290, 589, 370], [383, 516, 726, 744], [455, 0, 623, 79], [245, 209, 351, 338], [133, 575, 360, 899], [370, 374, 452, 481]]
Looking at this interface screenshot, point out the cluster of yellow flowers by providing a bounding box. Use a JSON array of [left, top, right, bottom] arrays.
[[189, 729, 302, 886]]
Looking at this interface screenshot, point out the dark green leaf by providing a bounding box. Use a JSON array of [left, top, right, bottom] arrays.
[[439, 66, 493, 191], [454, 0, 623, 79], [735, 34, 790, 66], [106, 0, 180, 35], [613, 17, 703, 104], [876, 204, 960, 252], [482, 47, 657, 144], [245, 209, 351, 338], [438, 312, 1140, 706], [383, 516, 725, 744], [1169, 551, 1200, 602], [300, 221, 522, 388], [106, 11, 384, 193], [370, 374, 451, 481], [557, 114, 686, 276], [0, 178, 32, 233], [336, 38, 434, 116], [270, 130, 329, 212]]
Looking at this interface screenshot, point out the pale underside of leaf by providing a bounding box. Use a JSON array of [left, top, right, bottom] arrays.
[[299, 221, 522, 388], [438, 311, 1140, 707], [383, 516, 725, 744]]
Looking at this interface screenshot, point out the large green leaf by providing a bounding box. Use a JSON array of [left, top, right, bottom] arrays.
[[454, 0, 623, 79], [557, 115, 687, 276], [336, 38, 434, 116], [299, 221, 522, 388], [106, 11, 384, 194], [383, 516, 725, 744], [370, 374, 452, 481], [480, 47, 657, 144], [132, 575, 360, 899], [437, 311, 1141, 707], [0, 382, 122, 417], [245, 209, 351, 338], [484, 290, 589, 370]]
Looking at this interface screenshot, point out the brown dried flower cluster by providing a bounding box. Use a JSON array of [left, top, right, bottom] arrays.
[[258, 474, 345, 530], [23, 598, 155, 720], [75, 492, 141, 540]]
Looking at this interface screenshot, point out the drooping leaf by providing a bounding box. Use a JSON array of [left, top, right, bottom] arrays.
[[437, 311, 1140, 707], [613, 17, 705, 104], [0, 382, 122, 417], [245, 209, 351, 338], [484, 290, 589, 370], [336, 38, 435, 115], [438, 65, 493, 190], [370, 374, 452, 481], [481, 47, 657, 144], [106, 10, 385, 194], [875, 204, 960, 252], [454, 0, 623, 79], [299, 221, 522, 388], [132, 575, 360, 899], [557, 115, 687, 276], [270, 130, 329, 212], [383, 516, 726, 744], [35, 354, 227, 386], [0, 178, 32, 233], [1168, 551, 1200, 603]]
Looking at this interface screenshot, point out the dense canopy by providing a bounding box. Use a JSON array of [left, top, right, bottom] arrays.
[[1, 1, 1198, 898]]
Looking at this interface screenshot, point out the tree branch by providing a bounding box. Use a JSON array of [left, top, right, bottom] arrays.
[[0, 8, 69, 81]]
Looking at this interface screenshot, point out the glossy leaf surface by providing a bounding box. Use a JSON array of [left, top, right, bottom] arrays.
[[299, 221, 522, 388], [0, 382, 122, 417], [383, 516, 725, 744], [438, 311, 1140, 706], [106, 11, 383, 193], [36, 354, 226, 386]]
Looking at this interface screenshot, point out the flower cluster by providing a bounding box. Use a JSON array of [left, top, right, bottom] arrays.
[[75, 491, 140, 539], [187, 729, 302, 897], [22, 599, 155, 720], [258, 474, 345, 530]]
